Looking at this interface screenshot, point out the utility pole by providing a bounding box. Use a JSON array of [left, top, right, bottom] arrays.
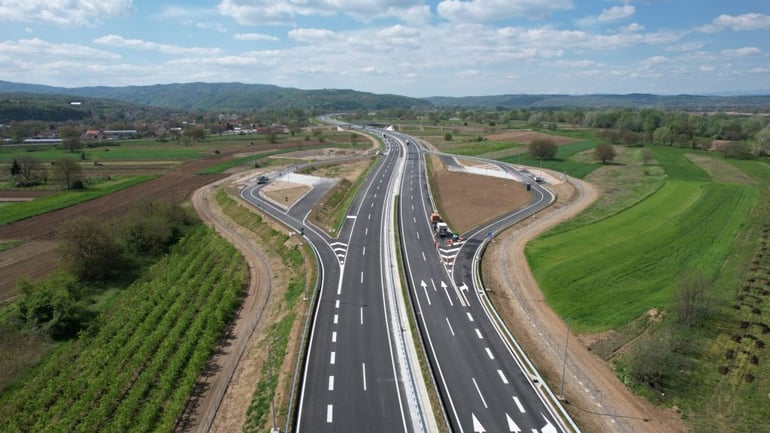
[[559, 319, 569, 400]]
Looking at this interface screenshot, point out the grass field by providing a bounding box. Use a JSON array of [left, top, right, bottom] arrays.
[[527, 147, 757, 332], [0, 175, 157, 225], [499, 140, 602, 178]]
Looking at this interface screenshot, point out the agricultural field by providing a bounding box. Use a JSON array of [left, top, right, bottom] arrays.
[[0, 226, 247, 432], [526, 145, 770, 432]]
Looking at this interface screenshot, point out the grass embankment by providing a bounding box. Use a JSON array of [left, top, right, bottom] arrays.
[[527, 147, 757, 332], [306, 158, 376, 236], [0, 175, 157, 225], [214, 189, 314, 433], [498, 140, 601, 178], [0, 226, 247, 432]]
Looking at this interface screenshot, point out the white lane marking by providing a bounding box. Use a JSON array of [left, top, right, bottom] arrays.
[[360, 271, 364, 283], [368, 213, 371, 220], [360, 306, 364, 325], [365, 227, 368, 235], [467, 312, 475, 322], [370, 202, 374, 208], [485, 347, 494, 360], [420, 280, 432, 305], [472, 378, 488, 408], [441, 282, 454, 306], [328, 375, 335, 391], [411, 204, 414, 210], [330, 351, 336, 365], [363, 246, 366, 256], [416, 231, 420, 240], [498, 369, 509, 384], [333, 314, 338, 325], [362, 363, 367, 391], [413, 216, 416, 223], [445, 317, 455, 336], [422, 251, 426, 262], [475, 328, 483, 339], [513, 396, 526, 413], [335, 299, 340, 309], [430, 279, 437, 291], [326, 404, 333, 423], [332, 331, 337, 343]]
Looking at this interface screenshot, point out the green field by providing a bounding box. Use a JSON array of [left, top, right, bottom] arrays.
[[499, 140, 602, 178], [0, 226, 246, 432], [0, 175, 157, 225], [527, 147, 757, 332]]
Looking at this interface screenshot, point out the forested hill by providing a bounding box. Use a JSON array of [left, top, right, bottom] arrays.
[[0, 81, 431, 112], [427, 93, 770, 110]]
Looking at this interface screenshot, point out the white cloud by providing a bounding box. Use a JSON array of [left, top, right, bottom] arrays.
[[93, 35, 221, 56], [721, 47, 761, 57], [234, 33, 279, 42], [665, 42, 704, 52], [750, 67, 769, 73], [0, 38, 120, 60], [437, 0, 572, 22], [0, 0, 132, 26], [697, 13, 770, 33], [699, 65, 714, 72], [620, 22, 644, 33], [217, 0, 427, 25], [287, 28, 340, 43], [598, 5, 635, 23]]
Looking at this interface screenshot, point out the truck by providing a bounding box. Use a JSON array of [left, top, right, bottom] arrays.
[[257, 175, 269, 184], [430, 212, 450, 237]]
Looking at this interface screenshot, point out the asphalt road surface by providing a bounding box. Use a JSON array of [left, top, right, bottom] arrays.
[[395, 132, 571, 433], [240, 138, 416, 433]]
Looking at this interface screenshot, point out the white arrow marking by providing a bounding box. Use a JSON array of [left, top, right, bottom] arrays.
[[420, 280, 432, 305], [472, 413, 486, 432], [506, 414, 521, 432], [460, 283, 469, 291], [541, 414, 558, 433], [441, 281, 448, 289]]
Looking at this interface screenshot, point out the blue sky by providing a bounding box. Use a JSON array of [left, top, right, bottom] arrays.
[[0, 0, 768, 97]]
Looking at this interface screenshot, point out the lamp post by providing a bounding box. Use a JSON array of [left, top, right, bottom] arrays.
[[268, 337, 279, 433], [559, 319, 569, 400]]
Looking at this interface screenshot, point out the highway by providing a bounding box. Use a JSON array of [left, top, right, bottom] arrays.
[[239, 137, 420, 433], [394, 133, 574, 433]]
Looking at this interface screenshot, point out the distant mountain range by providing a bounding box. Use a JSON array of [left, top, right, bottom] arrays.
[[1, 80, 769, 112]]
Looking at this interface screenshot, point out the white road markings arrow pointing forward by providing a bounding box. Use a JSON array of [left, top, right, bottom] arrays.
[[472, 413, 486, 433], [506, 413, 521, 433]]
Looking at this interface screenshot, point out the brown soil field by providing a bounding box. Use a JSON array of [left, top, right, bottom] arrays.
[[261, 182, 311, 208], [428, 155, 530, 234]]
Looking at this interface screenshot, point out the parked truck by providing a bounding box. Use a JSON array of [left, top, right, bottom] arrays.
[[430, 212, 450, 237]]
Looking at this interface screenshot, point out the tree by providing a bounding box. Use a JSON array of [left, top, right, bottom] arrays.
[[52, 157, 82, 189], [10, 158, 21, 180], [641, 147, 654, 166], [675, 275, 714, 328], [57, 216, 122, 281], [17, 156, 44, 184], [350, 132, 359, 146], [15, 273, 93, 340], [266, 131, 277, 144], [628, 330, 683, 390], [528, 138, 557, 160], [593, 143, 617, 164], [443, 131, 453, 141], [58, 125, 81, 153], [753, 125, 770, 157]]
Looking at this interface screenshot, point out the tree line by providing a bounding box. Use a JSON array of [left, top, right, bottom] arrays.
[[13, 201, 197, 340]]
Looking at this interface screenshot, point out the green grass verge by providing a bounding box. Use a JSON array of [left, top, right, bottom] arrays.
[[498, 141, 601, 178], [0, 175, 157, 225], [526, 147, 758, 332], [0, 240, 22, 252]]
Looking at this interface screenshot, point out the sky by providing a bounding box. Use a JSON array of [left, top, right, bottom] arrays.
[[0, 0, 769, 97]]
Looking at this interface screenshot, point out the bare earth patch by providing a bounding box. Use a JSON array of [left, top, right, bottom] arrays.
[[261, 182, 311, 208], [428, 155, 530, 234]]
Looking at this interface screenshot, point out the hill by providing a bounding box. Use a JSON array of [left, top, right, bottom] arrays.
[[0, 81, 431, 112], [427, 93, 770, 110]]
